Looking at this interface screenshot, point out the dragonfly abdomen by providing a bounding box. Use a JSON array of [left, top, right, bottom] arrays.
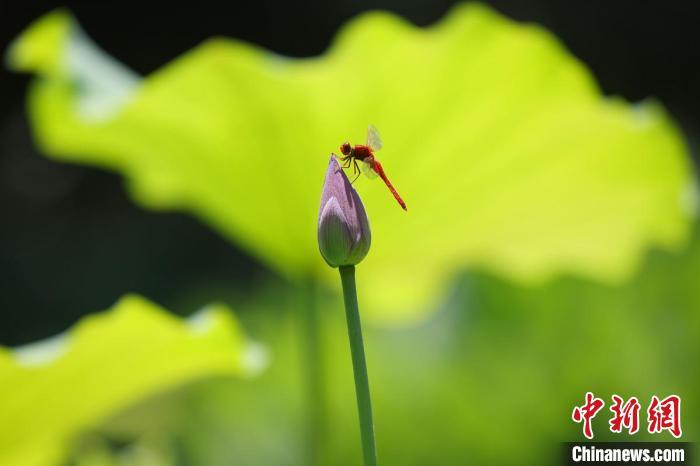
[[370, 159, 407, 211]]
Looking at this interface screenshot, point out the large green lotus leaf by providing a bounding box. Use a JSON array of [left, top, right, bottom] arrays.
[[0, 295, 263, 466], [8, 6, 694, 321]]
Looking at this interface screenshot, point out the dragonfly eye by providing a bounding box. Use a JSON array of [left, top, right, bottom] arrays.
[[340, 142, 352, 156]]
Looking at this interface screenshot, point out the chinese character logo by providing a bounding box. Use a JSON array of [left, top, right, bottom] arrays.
[[648, 395, 682, 438], [609, 395, 640, 434], [572, 392, 605, 439], [572, 393, 682, 439]]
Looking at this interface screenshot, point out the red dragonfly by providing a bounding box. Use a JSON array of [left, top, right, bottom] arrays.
[[338, 125, 407, 211]]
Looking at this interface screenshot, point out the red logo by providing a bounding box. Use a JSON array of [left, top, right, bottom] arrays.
[[572, 393, 682, 439], [647, 395, 682, 438], [572, 392, 605, 439], [609, 395, 641, 435]]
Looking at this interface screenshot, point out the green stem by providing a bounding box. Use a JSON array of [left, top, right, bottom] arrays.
[[338, 265, 378, 466]]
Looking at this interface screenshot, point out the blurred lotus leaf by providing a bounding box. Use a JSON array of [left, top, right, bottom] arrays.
[[165, 227, 700, 466], [7, 5, 695, 321], [0, 295, 264, 466]]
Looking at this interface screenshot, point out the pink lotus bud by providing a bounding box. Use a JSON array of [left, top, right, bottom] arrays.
[[318, 156, 371, 268]]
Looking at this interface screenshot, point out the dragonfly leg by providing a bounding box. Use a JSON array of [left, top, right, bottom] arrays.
[[350, 160, 361, 184]]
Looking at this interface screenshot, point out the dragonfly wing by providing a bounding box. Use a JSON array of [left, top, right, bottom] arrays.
[[360, 160, 378, 179], [366, 124, 383, 151]]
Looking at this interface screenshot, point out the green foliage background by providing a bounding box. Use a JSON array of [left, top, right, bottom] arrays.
[[1, 3, 697, 466]]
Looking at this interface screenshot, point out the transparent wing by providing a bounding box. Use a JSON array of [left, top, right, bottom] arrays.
[[360, 160, 378, 179], [366, 124, 383, 151]]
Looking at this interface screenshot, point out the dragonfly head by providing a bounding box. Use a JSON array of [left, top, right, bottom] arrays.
[[340, 142, 352, 156]]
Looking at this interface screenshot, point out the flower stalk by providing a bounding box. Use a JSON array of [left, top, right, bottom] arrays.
[[339, 265, 378, 466]]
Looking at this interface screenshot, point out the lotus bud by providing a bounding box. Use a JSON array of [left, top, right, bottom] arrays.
[[318, 156, 371, 267]]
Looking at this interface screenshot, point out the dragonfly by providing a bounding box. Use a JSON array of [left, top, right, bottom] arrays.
[[337, 125, 407, 211]]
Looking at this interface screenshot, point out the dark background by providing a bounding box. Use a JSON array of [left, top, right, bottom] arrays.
[[1, 0, 699, 345]]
